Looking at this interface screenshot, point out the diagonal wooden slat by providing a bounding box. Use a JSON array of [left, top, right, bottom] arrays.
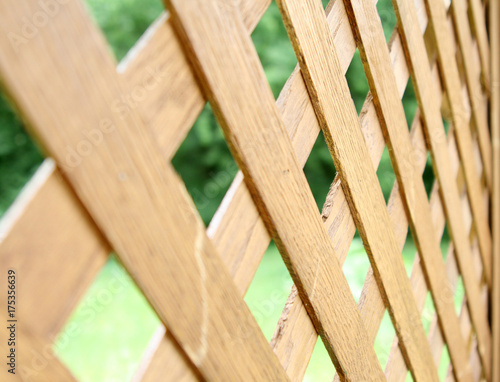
[[391, 0, 492, 376], [385, 138, 489, 380], [0, 1, 273, 378], [0, 0, 368, 378], [424, 0, 492, 290], [166, 0, 385, 379], [276, 0, 437, 379], [491, 0, 500, 380], [468, 0, 491, 87], [0, 1, 289, 380], [0, 0, 493, 379], [342, 0, 472, 379], [270, 1, 454, 377], [450, 0, 492, 190]]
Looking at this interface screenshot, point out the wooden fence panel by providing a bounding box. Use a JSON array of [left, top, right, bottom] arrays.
[[0, 0, 496, 380]]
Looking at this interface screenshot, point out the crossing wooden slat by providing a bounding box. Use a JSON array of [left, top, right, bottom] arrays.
[[166, 0, 385, 379], [343, 0, 472, 379], [425, 0, 492, 292], [391, 0, 492, 376], [385, 148, 488, 380], [271, 2, 446, 377], [491, 0, 500, 379], [0, 160, 108, 380], [0, 1, 273, 377], [0, 0, 370, 378], [0, 0, 493, 378], [276, 0, 437, 379], [450, 0, 492, 189], [468, 0, 491, 86], [0, 1, 290, 380]]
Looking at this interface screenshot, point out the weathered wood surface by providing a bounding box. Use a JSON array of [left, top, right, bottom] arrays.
[[166, 0, 386, 378], [391, 0, 492, 376], [277, 0, 437, 379], [0, 1, 290, 380], [0, 0, 494, 379], [343, 0, 472, 379]]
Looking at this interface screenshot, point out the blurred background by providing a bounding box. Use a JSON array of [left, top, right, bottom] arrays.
[[0, 0, 455, 380]]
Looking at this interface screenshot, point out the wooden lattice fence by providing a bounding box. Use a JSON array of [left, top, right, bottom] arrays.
[[0, 0, 499, 380]]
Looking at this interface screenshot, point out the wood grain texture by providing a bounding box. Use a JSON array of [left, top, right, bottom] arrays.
[[490, 0, 500, 380], [0, 1, 272, 378], [425, 0, 492, 292], [391, 0, 492, 376], [0, 1, 290, 380], [451, 0, 492, 190], [277, 0, 437, 379], [343, 0, 472, 379], [0, 159, 107, 381], [270, 1, 445, 377], [166, 0, 385, 379], [468, 0, 491, 87]]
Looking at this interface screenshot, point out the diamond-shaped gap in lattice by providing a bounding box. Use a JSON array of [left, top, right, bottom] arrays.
[[244, 240, 294, 341], [376, 145, 397, 203], [252, 1, 297, 99], [83, 0, 163, 62], [376, 0, 397, 43], [342, 229, 371, 302], [0, 90, 43, 218], [53, 254, 162, 382], [422, 150, 436, 197], [438, 345, 452, 380], [304, 130, 337, 212], [345, 48, 370, 113], [171, 104, 239, 226], [375, 309, 397, 370], [401, 227, 417, 276], [402, 79, 418, 129], [302, 336, 336, 382]]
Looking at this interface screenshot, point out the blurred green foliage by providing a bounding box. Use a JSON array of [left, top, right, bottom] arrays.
[[0, 0, 424, 222]]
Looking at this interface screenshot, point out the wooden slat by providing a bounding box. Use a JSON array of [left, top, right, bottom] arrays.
[[385, 135, 488, 380], [343, 0, 472, 379], [0, 1, 290, 380], [425, 0, 492, 291], [271, 1, 446, 377], [391, 0, 492, 376], [0, 0, 364, 378], [451, 0, 493, 190], [491, 0, 500, 379], [0, 0, 272, 377], [0, 160, 107, 381], [276, 0, 437, 379], [468, 0, 491, 86], [166, 0, 385, 379]]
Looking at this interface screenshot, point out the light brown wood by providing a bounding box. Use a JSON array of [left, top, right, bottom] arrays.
[[0, 0, 494, 378], [468, 0, 491, 87], [343, 0, 472, 379], [451, 0, 493, 190], [391, 0, 492, 376], [166, 0, 385, 379], [0, 1, 290, 380], [0, 159, 108, 381], [425, 0, 492, 291], [277, 0, 437, 379], [490, 0, 500, 379], [271, 1, 446, 377], [0, 1, 273, 378]]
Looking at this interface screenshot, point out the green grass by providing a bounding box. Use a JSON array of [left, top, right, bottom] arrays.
[[54, 237, 452, 381]]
